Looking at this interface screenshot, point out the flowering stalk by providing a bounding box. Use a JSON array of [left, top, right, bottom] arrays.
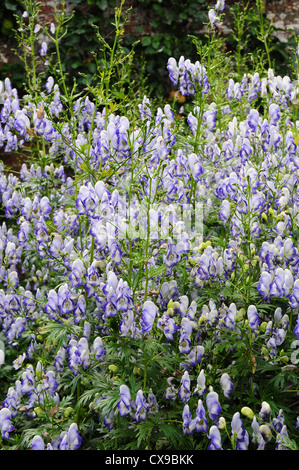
[[15, 0, 42, 98], [49, 0, 73, 104], [256, 0, 273, 69]]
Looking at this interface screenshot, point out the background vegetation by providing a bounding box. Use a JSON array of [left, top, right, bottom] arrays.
[[0, 0, 296, 98]]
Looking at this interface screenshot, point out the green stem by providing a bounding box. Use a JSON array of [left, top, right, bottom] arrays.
[[75, 378, 81, 427], [143, 344, 148, 389], [257, 0, 272, 69]]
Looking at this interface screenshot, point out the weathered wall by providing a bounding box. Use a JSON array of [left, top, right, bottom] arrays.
[[266, 0, 299, 42]]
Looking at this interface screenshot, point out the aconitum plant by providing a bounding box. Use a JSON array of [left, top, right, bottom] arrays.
[[0, 0, 298, 452]]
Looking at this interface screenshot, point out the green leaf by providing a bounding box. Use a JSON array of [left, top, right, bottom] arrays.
[[95, 0, 108, 11], [141, 36, 151, 47], [4, 0, 18, 11]]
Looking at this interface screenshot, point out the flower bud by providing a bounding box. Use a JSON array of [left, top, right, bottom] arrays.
[[108, 365, 118, 373], [133, 366, 141, 375], [188, 257, 197, 266], [64, 407, 73, 418], [236, 308, 245, 320], [198, 315, 207, 325], [198, 242, 205, 253], [218, 416, 226, 429], [241, 406, 255, 419], [36, 361, 43, 379], [259, 401, 271, 421], [167, 307, 174, 317], [259, 424, 272, 442], [268, 207, 274, 216], [259, 321, 268, 333], [280, 355, 289, 363], [34, 407, 44, 417]]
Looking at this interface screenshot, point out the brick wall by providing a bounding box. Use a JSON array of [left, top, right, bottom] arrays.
[[266, 0, 299, 42]]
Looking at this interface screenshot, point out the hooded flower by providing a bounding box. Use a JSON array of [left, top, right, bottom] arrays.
[[231, 412, 249, 450], [178, 370, 191, 403], [182, 404, 192, 436], [59, 423, 82, 450], [206, 389, 222, 421], [207, 425, 222, 450], [220, 373, 233, 398], [247, 305, 260, 332], [140, 300, 158, 334], [117, 384, 131, 417], [32, 435, 47, 450], [189, 399, 208, 433], [135, 390, 148, 422], [0, 408, 14, 439]]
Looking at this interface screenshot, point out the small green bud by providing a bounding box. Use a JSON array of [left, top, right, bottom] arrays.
[[34, 407, 44, 417], [268, 207, 274, 217], [198, 315, 207, 325], [218, 416, 226, 429], [236, 308, 245, 321], [259, 321, 268, 333], [241, 406, 255, 419], [280, 355, 289, 363], [108, 365, 118, 373], [167, 299, 173, 310], [198, 242, 205, 253], [64, 406, 73, 418], [133, 366, 141, 375], [188, 257, 197, 266]]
